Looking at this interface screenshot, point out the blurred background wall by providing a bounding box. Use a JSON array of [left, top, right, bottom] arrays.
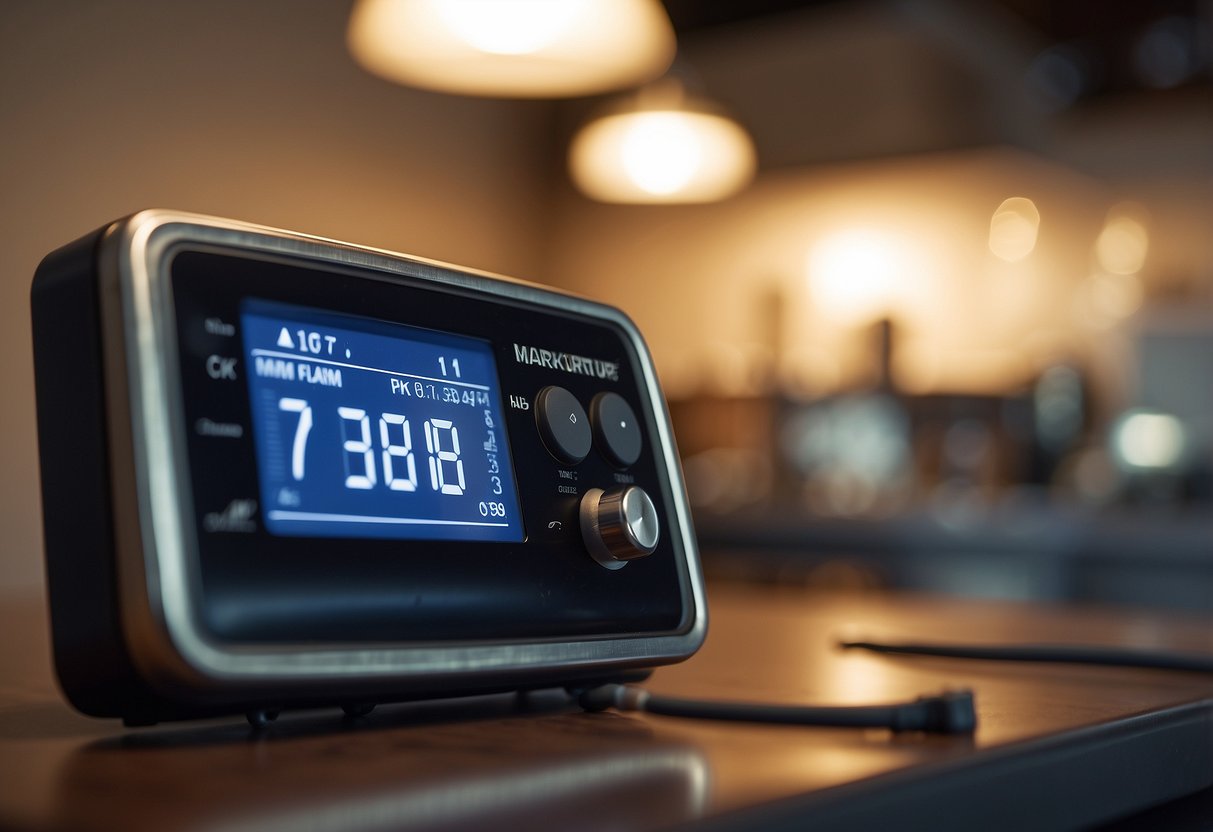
[[1, 0, 557, 589], [2, 0, 1210, 605]]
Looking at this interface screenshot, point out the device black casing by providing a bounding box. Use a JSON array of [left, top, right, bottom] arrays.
[[31, 211, 706, 724]]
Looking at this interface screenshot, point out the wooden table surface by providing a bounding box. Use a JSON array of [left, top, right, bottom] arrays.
[[0, 583, 1210, 831]]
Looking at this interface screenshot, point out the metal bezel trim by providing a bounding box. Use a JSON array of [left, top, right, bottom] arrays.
[[107, 210, 707, 692]]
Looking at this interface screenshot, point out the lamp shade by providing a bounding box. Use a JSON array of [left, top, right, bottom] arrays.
[[569, 97, 757, 204], [348, 0, 676, 98]]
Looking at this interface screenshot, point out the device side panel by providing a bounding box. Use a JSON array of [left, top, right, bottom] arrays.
[[30, 228, 153, 717]]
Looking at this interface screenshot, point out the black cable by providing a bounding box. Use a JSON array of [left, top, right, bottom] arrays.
[[577, 684, 977, 734], [839, 640, 1213, 674]]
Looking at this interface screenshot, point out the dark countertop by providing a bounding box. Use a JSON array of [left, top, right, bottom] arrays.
[[0, 582, 1209, 831]]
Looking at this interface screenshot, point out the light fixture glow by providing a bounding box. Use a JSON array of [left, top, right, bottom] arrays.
[[620, 113, 704, 196], [570, 105, 756, 204], [988, 197, 1040, 262], [1095, 206, 1149, 275], [434, 0, 587, 56], [1112, 410, 1185, 470], [348, 0, 676, 98], [806, 229, 904, 325]]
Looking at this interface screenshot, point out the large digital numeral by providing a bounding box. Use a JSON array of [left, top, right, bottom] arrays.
[[315, 406, 473, 497], [278, 398, 312, 481], [424, 418, 466, 496], [338, 407, 376, 489], [379, 412, 418, 492]]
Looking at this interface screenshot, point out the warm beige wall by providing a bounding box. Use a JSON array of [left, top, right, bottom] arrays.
[[1, 1, 554, 589]]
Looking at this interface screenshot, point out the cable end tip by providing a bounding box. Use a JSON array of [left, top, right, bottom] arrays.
[[918, 689, 978, 734]]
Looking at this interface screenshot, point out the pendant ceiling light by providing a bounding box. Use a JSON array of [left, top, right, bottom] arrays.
[[569, 82, 757, 204], [347, 0, 676, 98]]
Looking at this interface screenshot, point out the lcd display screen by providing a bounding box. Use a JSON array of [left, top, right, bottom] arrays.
[[241, 299, 524, 542]]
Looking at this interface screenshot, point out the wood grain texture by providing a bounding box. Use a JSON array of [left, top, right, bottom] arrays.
[[0, 584, 1209, 831]]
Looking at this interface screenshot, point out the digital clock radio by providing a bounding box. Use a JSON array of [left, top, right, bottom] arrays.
[[31, 210, 706, 725]]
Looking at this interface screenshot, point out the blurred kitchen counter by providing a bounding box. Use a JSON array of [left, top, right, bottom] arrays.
[[696, 507, 1213, 611]]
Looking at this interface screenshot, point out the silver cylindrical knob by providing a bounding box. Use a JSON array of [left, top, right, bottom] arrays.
[[579, 486, 660, 570]]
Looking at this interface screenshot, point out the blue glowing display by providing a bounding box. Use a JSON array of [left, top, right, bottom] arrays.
[[241, 299, 524, 542]]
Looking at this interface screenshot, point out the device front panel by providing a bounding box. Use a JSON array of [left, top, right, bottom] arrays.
[[168, 248, 692, 645]]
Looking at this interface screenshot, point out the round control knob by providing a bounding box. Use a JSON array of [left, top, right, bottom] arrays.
[[535, 386, 591, 464], [591, 392, 642, 468], [579, 486, 660, 570]]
